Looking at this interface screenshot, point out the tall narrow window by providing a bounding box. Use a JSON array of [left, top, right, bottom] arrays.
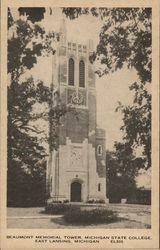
[[97, 145, 102, 156], [50, 176, 52, 192], [68, 58, 74, 86], [79, 60, 85, 87], [98, 183, 101, 192]]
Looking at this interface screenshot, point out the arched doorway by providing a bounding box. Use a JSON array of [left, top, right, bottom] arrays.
[[71, 182, 82, 202]]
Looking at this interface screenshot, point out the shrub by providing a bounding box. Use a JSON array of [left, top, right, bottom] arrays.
[[87, 199, 94, 204], [63, 207, 117, 224], [97, 199, 105, 204], [51, 200, 62, 203], [87, 199, 105, 204], [45, 203, 71, 214], [63, 199, 69, 203]]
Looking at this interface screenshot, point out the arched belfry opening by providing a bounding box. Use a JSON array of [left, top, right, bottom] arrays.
[[79, 60, 85, 87], [71, 181, 82, 202], [68, 58, 74, 86]]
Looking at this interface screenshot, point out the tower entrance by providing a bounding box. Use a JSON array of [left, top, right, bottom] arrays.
[[71, 182, 82, 202]]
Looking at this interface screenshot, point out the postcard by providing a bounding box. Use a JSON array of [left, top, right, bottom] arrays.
[[1, 0, 159, 249]]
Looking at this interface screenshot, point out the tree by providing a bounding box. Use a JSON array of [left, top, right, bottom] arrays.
[[7, 76, 50, 205], [8, 15, 57, 82], [106, 150, 134, 203], [106, 145, 144, 203], [7, 9, 65, 206], [18, 7, 46, 23]]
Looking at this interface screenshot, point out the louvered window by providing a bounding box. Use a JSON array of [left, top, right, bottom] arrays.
[[98, 183, 101, 192], [79, 60, 85, 87], [68, 58, 74, 86], [50, 176, 52, 192]]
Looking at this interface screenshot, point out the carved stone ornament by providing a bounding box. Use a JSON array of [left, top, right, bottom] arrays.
[[70, 147, 82, 168], [71, 91, 83, 105]]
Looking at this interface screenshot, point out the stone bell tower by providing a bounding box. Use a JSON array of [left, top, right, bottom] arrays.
[[47, 19, 106, 202]]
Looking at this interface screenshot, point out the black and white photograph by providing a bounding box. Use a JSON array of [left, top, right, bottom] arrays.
[[1, 1, 159, 249], [7, 6, 152, 229]]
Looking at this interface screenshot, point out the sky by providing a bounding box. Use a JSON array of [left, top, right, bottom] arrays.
[[10, 7, 151, 188]]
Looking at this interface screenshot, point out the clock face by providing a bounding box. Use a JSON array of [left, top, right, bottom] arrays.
[[71, 91, 83, 105]]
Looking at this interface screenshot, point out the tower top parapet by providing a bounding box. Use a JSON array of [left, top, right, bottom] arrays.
[[59, 18, 67, 45], [96, 128, 106, 139], [87, 39, 94, 52]]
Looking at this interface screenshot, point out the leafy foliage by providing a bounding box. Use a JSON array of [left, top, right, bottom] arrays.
[[7, 79, 67, 206], [63, 207, 117, 224], [7, 78, 50, 206], [8, 8, 14, 29], [45, 204, 117, 224], [18, 8, 46, 23], [106, 149, 151, 204], [63, 7, 151, 80], [45, 203, 72, 214], [7, 9, 64, 206], [8, 17, 57, 82], [106, 149, 139, 202], [116, 85, 151, 169], [87, 199, 105, 204]]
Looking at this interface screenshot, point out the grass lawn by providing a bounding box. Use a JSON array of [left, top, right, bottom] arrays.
[[7, 204, 151, 229], [7, 216, 150, 229], [7, 207, 45, 217]]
